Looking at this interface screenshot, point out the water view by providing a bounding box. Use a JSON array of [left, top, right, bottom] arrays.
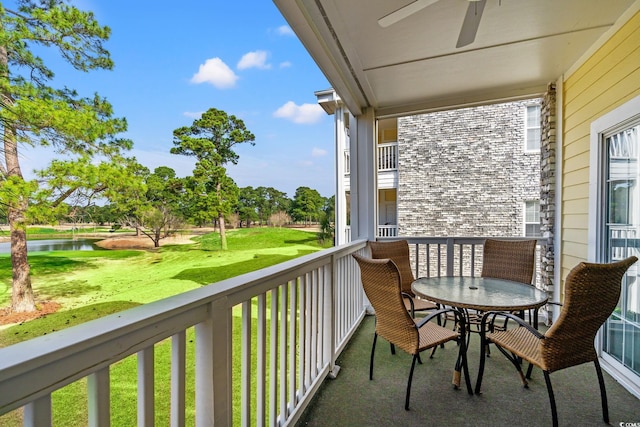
[[0, 239, 100, 253]]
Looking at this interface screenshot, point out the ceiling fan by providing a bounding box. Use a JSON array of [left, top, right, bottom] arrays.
[[378, 0, 487, 48]]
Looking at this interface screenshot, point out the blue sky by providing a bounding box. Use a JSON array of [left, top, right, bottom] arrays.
[[18, 0, 336, 198]]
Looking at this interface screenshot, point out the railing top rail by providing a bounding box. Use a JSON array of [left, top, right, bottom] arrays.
[[377, 236, 546, 245]]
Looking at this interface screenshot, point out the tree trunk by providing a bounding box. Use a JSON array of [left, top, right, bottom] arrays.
[[2, 35, 36, 312], [4, 123, 36, 312], [9, 202, 35, 312], [219, 212, 228, 250]]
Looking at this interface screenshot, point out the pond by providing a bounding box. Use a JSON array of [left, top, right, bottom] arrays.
[[0, 238, 101, 253]]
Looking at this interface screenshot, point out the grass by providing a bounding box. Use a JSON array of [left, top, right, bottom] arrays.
[[0, 226, 330, 426]]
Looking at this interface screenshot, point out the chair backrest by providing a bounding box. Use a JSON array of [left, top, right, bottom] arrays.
[[541, 256, 637, 372], [369, 240, 416, 296], [481, 239, 537, 284], [353, 254, 418, 354]]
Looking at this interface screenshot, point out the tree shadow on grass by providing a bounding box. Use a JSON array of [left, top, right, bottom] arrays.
[[0, 301, 141, 348], [0, 255, 92, 282], [174, 250, 317, 286], [284, 235, 319, 245], [37, 280, 102, 299]]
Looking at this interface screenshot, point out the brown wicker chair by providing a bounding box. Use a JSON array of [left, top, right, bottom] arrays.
[[369, 240, 438, 318], [353, 254, 473, 410], [475, 256, 637, 427], [467, 239, 538, 338], [481, 238, 537, 284]]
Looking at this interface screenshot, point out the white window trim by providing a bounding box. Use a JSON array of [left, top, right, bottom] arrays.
[[588, 95, 640, 263], [524, 104, 541, 153], [523, 200, 540, 237], [588, 93, 640, 399]]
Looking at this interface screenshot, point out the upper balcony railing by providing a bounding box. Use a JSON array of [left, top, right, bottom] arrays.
[[0, 236, 548, 426], [343, 142, 398, 176]]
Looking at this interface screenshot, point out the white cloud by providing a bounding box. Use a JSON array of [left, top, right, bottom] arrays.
[[279, 61, 292, 69], [237, 50, 271, 70], [190, 58, 238, 89], [273, 101, 324, 125], [277, 25, 295, 36], [312, 147, 328, 157], [183, 111, 204, 119]]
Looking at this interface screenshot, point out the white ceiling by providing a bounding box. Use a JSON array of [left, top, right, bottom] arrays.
[[274, 0, 638, 117]]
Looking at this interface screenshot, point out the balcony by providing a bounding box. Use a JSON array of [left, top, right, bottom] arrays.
[[1, 237, 638, 426], [344, 142, 398, 189]]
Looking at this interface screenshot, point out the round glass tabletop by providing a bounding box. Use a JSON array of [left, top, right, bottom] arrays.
[[411, 276, 548, 312]]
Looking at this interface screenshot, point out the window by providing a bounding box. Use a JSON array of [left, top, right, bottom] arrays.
[[589, 94, 640, 391], [525, 105, 541, 151], [524, 200, 540, 237]]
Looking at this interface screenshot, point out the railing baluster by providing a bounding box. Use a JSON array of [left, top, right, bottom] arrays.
[[257, 293, 267, 427], [241, 300, 252, 427], [289, 279, 298, 413], [138, 346, 154, 427], [24, 395, 51, 427], [171, 331, 186, 427], [269, 289, 278, 427], [280, 282, 288, 423], [88, 368, 110, 427]]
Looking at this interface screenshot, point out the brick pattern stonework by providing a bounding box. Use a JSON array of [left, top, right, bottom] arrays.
[[539, 84, 557, 323], [397, 100, 541, 238]]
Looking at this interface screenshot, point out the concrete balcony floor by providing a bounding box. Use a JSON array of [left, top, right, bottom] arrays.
[[296, 315, 640, 427]]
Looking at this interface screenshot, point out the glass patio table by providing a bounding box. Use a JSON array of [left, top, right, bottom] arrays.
[[411, 276, 548, 388]]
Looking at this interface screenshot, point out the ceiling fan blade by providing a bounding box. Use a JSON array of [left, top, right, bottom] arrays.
[[456, 0, 486, 48], [378, 0, 441, 28]]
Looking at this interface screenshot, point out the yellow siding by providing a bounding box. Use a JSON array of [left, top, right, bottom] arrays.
[[561, 10, 640, 292], [563, 182, 589, 201], [562, 167, 589, 187]]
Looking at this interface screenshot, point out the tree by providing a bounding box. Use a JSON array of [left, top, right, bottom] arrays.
[[0, 1, 128, 312], [318, 195, 335, 245], [171, 108, 255, 250], [236, 186, 260, 227], [111, 165, 185, 247], [256, 186, 290, 225], [290, 187, 324, 224]]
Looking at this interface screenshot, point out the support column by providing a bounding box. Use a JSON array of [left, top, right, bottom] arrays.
[[351, 108, 377, 241], [540, 83, 557, 325]]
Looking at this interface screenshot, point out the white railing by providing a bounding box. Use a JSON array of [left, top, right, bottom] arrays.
[[0, 236, 550, 426], [378, 236, 547, 290], [377, 142, 398, 171], [343, 149, 350, 175], [377, 225, 398, 238], [343, 142, 398, 176], [0, 240, 369, 427]]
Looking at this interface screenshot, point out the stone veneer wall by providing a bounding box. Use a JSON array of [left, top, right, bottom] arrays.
[[539, 84, 557, 324], [397, 100, 541, 238]]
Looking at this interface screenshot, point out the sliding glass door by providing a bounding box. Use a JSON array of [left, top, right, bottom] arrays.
[[602, 122, 640, 385]]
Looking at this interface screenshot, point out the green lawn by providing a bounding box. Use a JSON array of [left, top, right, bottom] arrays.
[[0, 227, 330, 426]]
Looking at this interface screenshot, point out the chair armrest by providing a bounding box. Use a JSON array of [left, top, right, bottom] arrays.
[[416, 308, 465, 332], [401, 292, 415, 317], [480, 311, 544, 339]]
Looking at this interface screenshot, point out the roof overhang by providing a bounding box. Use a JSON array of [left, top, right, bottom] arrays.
[[274, 0, 639, 117]]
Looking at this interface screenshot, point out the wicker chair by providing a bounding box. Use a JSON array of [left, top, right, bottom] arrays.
[[369, 240, 438, 318], [468, 239, 538, 338], [481, 238, 537, 284], [353, 254, 473, 410], [475, 256, 637, 427]]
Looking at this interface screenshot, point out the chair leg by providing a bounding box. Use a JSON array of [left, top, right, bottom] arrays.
[[594, 359, 609, 423], [543, 371, 558, 427], [405, 354, 419, 410], [370, 333, 378, 380]]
